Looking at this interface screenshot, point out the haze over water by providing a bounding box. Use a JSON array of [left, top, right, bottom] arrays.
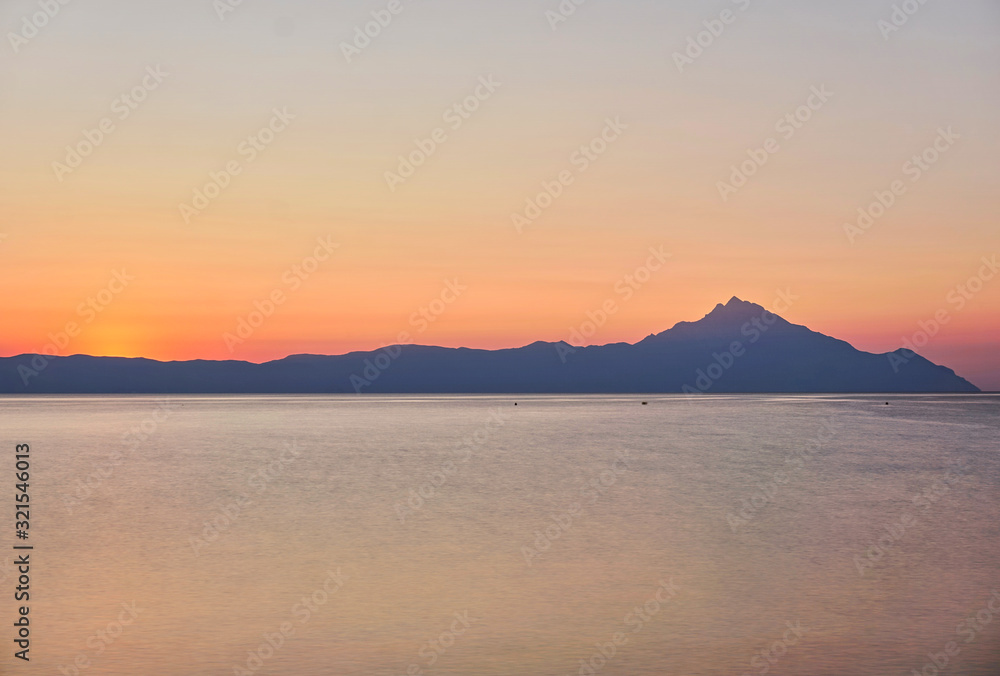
[[2, 394, 998, 675]]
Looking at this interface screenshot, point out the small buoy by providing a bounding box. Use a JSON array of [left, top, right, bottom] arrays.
[[514, 402, 518, 406], [885, 402, 889, 405], [641, 402, 648, 405]]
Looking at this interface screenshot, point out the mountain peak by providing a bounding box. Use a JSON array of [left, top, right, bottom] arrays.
[[704, 296, 768, 322], [638, 296, 785, 347]]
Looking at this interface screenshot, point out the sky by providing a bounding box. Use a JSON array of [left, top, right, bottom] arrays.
[[1, 0, 998, 389]]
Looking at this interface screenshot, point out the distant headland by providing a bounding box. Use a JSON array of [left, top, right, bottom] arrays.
[[0, 298, 979, 394]]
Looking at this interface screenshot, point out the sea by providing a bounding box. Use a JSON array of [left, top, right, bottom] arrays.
[[0, 394, 997, 675]]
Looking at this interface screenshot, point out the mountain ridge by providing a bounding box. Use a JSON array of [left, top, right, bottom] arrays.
[[0, 298, 980, 393]]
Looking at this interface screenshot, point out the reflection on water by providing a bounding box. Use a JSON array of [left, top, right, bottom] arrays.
[[1, 394, 998, 675]]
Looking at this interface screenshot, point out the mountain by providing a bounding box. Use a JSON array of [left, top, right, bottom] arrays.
[[0, 298, 979, 394]]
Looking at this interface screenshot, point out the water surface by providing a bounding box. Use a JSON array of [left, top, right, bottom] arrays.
[[1, 394, 998, 674]]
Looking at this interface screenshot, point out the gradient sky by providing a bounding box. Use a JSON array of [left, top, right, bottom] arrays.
[[1, 0, 998, 388]]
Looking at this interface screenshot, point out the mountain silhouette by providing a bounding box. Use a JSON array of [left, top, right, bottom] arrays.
[[0, 298, 979, 393]]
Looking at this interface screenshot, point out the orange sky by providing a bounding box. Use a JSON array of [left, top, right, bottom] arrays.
[[1, 0, 997, 388]]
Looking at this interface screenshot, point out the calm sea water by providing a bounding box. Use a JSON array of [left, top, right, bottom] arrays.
[[1, 394, 998, 675]]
